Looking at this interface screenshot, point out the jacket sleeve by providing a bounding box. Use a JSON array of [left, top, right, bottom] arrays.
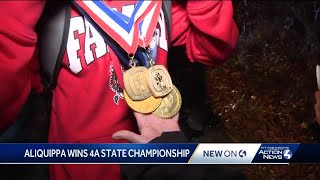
[[120, 132, 246, 180], [0, 1, 44, 132], [171, 1, 239, 66]]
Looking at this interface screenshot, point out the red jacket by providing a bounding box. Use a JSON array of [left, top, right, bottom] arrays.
[[0, 1, 238, 179]]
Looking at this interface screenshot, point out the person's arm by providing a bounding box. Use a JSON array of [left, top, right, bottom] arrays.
[[113, 113, 245, 180], [0, 1, 44, 132], [112, 112, 181, 143], [171, 1, 239, 66]]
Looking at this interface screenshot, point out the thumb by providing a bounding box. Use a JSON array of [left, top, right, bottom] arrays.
[[112, 130, 147, 143]]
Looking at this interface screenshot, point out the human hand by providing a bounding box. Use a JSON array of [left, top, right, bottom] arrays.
[[112, 112, 180, 143], [315, 91, 320, 125]]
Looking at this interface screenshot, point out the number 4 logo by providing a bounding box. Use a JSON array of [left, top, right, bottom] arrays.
[[283, 149, 293, 160]]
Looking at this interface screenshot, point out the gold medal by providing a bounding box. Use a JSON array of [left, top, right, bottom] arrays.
[[146, 65, 173, 98], [152, 85, 182, 119], [123, 66, 152, 101], [124, 90, 162, 114]]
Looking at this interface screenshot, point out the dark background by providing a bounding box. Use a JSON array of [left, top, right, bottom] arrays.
[[198, 0, 320, 178], [169, 0, 320, 178]]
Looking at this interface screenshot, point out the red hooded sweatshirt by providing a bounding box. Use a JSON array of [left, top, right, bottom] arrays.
[[0, 1, 238, 179]]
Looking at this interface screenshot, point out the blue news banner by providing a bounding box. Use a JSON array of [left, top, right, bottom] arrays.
[[0, 143, 320, 164]]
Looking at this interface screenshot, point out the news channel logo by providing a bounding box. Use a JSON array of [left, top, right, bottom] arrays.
[[258, 146, 292, 160], [239, 150, 247, 158], [283, 149, 293, 160], [203, 149, 247, 158]]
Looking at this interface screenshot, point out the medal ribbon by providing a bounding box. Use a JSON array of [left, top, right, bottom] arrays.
[[74, 0, 162, 55]]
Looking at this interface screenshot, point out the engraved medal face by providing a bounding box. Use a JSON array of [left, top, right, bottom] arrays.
[[123, 66, 152, 101], [124, 90, 162, 114], [153, 85, 182, 119], [146, 65, 173, 98]]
